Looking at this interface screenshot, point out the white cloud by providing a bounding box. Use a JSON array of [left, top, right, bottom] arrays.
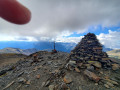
[[0, 0, 120, 38], [97, 30, 120, 49], [56, 30, 120, 49], [56, 36, 84, 43], [0, 34, 37, 41]]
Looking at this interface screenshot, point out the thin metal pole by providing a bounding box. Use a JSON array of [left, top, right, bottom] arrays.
[[54, 41, 55, 50]]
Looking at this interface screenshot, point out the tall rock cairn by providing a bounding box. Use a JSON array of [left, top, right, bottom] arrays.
[[69, 33, 111, 69]]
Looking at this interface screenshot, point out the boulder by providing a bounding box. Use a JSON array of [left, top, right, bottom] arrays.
[[112, 64, 119, 70], [63, 74, 72, 84], [26, 80, 31, 85], [87, 65, 94, 71], [102, 58, 109, 60], [68, 60, 76, 65], [106, 79, 118, 85], [18, 77, 26, 84], [88, 61, 101, 68], [106, 82, 114, 87], [84, 70, 100, 82], [49, 85, 55, 90], [61, 83, 69, 89], [104, 84, 110, 88], [75, 67, 80, 72]]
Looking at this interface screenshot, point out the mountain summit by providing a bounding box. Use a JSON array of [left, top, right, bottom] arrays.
[[70, 33, 111, 68], [0, 33, 120, 90]]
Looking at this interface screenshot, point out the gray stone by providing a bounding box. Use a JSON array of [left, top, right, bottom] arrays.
[[87, 65, 94, 71], [49, 85, 54, 90], [104, 84, 110, 88], [17, 72, 24, 77], [18, 77, 26, 84], [106, 82, 114, 87], [47, 61, 52, 65]]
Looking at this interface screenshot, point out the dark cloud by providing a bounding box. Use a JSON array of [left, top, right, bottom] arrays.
[[0, 0, 120, 38]]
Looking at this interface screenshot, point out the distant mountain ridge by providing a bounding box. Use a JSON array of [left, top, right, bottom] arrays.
[[0, 41, 113, 54], [107, 49, 120, 59], [102, 45, 113, 52], [0, 48, 38, 55]]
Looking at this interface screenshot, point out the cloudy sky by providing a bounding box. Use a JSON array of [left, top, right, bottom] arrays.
[[0, 0, 120, 49]]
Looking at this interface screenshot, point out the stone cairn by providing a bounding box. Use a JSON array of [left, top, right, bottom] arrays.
[[68, 33, 111, 69], [66, 33, 120, 83]]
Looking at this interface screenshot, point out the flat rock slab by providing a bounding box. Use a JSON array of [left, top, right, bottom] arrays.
[[84, 70, 100, 82]]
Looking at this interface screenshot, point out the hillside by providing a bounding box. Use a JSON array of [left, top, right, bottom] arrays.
[[0, 48, 38, 55], [107, 49, 120, 59], [0, 53, 26, 67]]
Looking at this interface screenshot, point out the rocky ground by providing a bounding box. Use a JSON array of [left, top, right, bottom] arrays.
[[0, 51, 69, 90], [0, 51, 120, 90]]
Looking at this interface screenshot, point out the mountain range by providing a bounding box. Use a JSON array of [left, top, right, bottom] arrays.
[[0, 48, 38, 55], [0, 41, 115, 57]]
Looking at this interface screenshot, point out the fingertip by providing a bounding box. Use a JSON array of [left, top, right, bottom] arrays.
[[0, 0, 31, 24]]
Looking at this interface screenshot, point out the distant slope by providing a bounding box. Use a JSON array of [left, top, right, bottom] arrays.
[[0, 53, 26, 67], [0, 48, 38, 55], [107, 49, 120, 59], [103, 45, 113, 52], [0, 41, 114, 54]]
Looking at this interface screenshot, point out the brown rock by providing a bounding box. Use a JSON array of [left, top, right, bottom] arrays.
[[75, 67, 80, 72], [112, 64, 119, 70], [88, 61, 101, 68], [33, 67, 38, 71], [26, 80, 31, 85], [63, 74, 72, 84], [99, 71, 103, 74], [36, 74, 40, 79], [61, 84, 68, 89], [84, 70, 100, 82], [104, 76, 109, 79], [102, 58, 109, 60]]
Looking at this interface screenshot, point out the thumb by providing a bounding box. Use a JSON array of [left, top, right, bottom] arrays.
[[0, 0, 31, 24]]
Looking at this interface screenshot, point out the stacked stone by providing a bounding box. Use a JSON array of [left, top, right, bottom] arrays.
[[69, 33, 111, 69]]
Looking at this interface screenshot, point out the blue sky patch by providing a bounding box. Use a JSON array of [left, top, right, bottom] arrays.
[[66, 25, 120, 37]]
